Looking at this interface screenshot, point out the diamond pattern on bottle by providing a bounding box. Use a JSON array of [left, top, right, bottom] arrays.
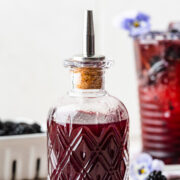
[[48, 119, 129, 180]]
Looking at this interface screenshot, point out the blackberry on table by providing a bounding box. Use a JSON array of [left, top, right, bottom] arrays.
[[0, 120, 4, 129], [147, 171, 167, 180], [0, 129, 6, 136], [32, 123, 41, 133], [3, 121, 17, 135], [0, 120, 43, 136], [15, 123, 36, 135]]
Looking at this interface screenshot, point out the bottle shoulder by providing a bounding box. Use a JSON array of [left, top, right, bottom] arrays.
[[48, 93, 129, 124]]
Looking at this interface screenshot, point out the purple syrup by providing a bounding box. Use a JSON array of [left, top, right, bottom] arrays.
[[47, 112, 129, 180]]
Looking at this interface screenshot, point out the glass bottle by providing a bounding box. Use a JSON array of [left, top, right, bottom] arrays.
[[47, 10, 129, 180]]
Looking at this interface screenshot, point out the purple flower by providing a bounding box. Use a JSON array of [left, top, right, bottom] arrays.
[[121, 18, 134, 30], [116, 12, 151, 37], [136, 13, 150, 21], [130, 153, 164, 180]]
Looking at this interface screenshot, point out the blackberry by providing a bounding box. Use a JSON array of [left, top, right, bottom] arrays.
[[147, 60, 167, 85], [0, 120, 4, 129], [147, 171, 167, 180], [0, 129, 6, 136], [149, 56, 161, 67], [3, 121, 17, 135], [165, 45, 180, 62], [169, 102, 174, 111], [15, 123, 36, 135], [170, 29, 179, 33], [0, 120, 43, 136], [32, 123, 42, 133]]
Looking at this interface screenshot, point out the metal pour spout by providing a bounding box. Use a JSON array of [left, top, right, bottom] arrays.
[[83, 10, 95, 57], [64, 10, 105, 65]]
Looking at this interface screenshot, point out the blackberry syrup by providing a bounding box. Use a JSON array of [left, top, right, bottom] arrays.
[[47, 112, 129, 179]]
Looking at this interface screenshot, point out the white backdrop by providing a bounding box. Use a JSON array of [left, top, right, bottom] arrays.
[[0, 0, 180, 136]]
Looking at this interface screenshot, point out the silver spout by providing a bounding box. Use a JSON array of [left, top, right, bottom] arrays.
[[83, 10, 95, 57], [65, 10, 105, 65]]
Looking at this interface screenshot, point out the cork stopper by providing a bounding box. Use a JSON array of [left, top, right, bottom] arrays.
[[72, 67, 103, 89]]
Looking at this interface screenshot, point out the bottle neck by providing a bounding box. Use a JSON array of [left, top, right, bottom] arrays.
[[69, 67, 106, 97]]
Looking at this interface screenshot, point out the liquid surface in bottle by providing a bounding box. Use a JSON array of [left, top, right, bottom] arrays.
[[135, 35, 180, 164], [47, 111, 129, 180]]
